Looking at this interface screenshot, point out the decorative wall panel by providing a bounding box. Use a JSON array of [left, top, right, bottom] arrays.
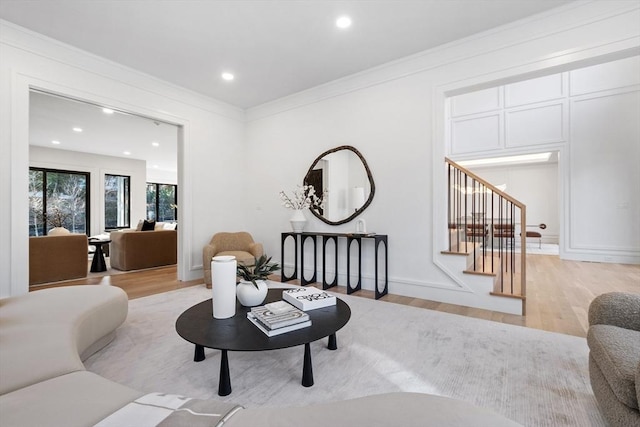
[[505, 74, 564, 107], [451, 114, 501, 154], [451, 87, 501, 117], [570, 56, 640, 96], [505, 103, 565, 147], [569, 89, 640, 251]]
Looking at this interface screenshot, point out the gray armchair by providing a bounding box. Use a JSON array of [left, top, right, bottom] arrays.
[[203, 232, 263, 288], [587, 292, 640, 427]]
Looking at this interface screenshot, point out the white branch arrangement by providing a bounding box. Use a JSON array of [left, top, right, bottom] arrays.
[[279, 185, 326, 210]]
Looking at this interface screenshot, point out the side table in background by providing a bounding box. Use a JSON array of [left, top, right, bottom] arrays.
[[89, 239, 111, 272]]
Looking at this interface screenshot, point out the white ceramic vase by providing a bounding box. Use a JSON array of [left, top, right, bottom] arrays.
[[290, 209, 307, 233], [236, 280, 268, 307], [48, 227, 70, 236], [211, 255, 237, 319]]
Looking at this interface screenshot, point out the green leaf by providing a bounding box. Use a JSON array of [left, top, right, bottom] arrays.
[[236, 254, 280, 287]]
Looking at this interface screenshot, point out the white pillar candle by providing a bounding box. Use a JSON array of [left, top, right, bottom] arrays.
[[211, 255, 237, 319]]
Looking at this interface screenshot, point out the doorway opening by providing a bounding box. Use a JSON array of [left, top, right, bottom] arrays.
[[28, 89, 181, 284]]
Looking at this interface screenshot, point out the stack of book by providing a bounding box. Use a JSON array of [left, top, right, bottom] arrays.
[[247, 302, 311, 337], [282, 286, 337, 311]]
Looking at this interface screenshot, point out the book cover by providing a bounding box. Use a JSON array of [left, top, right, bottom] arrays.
[[247, 313, 311, 337], [282, 286, 336, 311], [250, 305, 309, 330]]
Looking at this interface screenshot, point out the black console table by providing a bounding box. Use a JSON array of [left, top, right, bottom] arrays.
[[281, 232, 388, 299]]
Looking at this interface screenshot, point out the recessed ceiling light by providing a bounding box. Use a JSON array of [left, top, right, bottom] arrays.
[[221, 72, 234, 81], [102, 108, 114, 114], [51, 140, 61, 145], [151, 141, 160, 147], [153, 165, 159, 169], [336, 16, 352, 29], [72, 127, 83, 132], [123, 151, 131, 155]]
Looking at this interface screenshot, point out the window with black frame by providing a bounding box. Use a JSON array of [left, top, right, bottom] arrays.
[[29, 167, 90, 236], [146, 183, 177, 222], [104, 174, 131, 230]]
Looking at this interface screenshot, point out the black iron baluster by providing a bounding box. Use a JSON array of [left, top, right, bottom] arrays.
[[482, 182, 486, 272], [499, 195, 504, 293], [511, 202, 515, 295], [456, 168, 459, 252], [447, 164, 451, 252], [464, 174, 468, 253], [472, 178, 476, 271]]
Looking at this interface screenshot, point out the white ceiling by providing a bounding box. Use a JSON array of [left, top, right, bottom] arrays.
[[6, 1, 572, 175], [1, 0, 572, 109], [29, 91, 178, 175]]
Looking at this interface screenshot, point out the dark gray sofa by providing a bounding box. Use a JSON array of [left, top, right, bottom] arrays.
[[587, 292, 640, 427]]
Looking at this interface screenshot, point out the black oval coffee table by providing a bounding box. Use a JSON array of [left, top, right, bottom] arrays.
[[176, 288, 351, 396]]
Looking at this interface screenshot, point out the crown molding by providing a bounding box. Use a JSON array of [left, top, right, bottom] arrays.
[[246, 1, 640, 122], [2, 1, 638, 125], [0, 19, 245, 123]]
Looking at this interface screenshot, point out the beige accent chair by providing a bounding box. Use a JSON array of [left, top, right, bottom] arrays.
[[203, 232, 263, 288]]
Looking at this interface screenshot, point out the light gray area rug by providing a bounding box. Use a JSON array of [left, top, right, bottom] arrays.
[[85, 284, 604, 427]]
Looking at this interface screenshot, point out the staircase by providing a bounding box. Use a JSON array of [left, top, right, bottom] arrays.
[[442, 158, 527, 315]]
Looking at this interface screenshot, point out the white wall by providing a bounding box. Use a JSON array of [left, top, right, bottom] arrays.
[[247, 70, 454, 292], [29, 146, 147, 235], [568, 64, 640, 259], [1, 21, 246, 297], [448, 55, 640, 263], [146, 168, 177, 186], [2, 2, 639, 301], [467, 162, 560, 244], [244, 1, 640, 303], [450, 73, 567, 155]]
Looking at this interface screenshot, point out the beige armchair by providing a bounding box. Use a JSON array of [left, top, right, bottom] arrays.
[[203, 232, 264, 288]]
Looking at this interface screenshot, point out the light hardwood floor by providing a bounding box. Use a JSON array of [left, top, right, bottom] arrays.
[[31, 265, 201, 300], [31, 254, 639, 338]]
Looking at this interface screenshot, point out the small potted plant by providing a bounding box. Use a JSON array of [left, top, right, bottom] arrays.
[[236, 255, 280, 307]]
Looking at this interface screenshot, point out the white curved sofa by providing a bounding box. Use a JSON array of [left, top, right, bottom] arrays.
[[0, 286, 142, 427], [0, 285, 522, 427]]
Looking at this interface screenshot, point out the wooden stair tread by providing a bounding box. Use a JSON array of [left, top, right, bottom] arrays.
[[463, 269, 496, 277], [493, 270, 524, 297], [441, 250, 471, 256], [466, 253, 518, 274], [490, 291, 526, 300], [444, 241, 483, 255]]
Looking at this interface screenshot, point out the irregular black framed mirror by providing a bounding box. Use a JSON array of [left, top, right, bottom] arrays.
[[304, 145, 375, 225]]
